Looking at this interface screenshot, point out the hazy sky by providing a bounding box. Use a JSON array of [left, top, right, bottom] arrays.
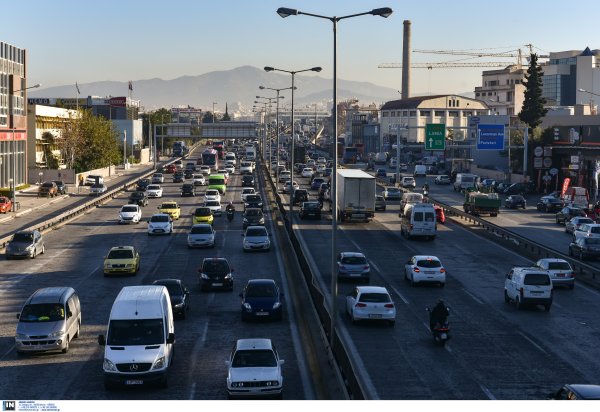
[[6, 0, 591, 96]]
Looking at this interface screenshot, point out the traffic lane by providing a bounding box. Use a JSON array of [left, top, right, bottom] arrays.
[[0, 148, 203, 241], [0, 170, 310, 400]]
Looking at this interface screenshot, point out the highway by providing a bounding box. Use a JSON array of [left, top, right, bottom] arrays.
[[0, 151, 316, 400], [269, 153, 600, 400]]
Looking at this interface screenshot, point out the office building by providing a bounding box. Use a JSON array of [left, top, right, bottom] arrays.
[[474, 65, 526, 115], [26, 104, 77, 169]]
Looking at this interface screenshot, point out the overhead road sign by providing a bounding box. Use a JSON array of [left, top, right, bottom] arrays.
[[477, 124, 505, 150], [425, 124, 445, 150]]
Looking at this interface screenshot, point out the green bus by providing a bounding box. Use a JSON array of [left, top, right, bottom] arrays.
[[208, 174, 226, 194]]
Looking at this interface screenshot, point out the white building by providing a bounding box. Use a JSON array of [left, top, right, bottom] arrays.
[[474, 65, 526, 116]]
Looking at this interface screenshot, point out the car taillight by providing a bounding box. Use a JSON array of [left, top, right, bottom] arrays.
[[520, 287, 524, 296], [355, 303, 367, 308], [589, 234, 593, 237], [364, 266, 370, 270], [576, 224, 581, 226], [414, 267, 420, 272], [551, 289, 553, 296], [384, 303, 394, 308], [587, 247, 592, 251], [440, 268, 445, 273], [571, 272, 575, 278], [339, 265, 346, 269]]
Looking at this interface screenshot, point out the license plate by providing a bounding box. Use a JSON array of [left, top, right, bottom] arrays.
[[212, 283, 223, 287], [309, 214, 315, 216], [126, 380, 143, 385], [369, 314, 382, 319], [155, 229, 164, 233], [440, 333, 447, 339], [34, 346, 43, 349], [354, 214, 365, 218], [530, 292, 542, 295], [349, 273, 361, 277], [256, 312, 269, 316], [425, 271, 435, 274], [413, 229, 422, 232], [556, 274, 565, 277]]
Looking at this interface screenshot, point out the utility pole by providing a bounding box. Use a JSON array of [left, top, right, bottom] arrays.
[[212, 102, 218, 124]]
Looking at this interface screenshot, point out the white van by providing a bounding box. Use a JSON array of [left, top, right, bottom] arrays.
[[99, 286, 175, 390], [414, 165, 427, 177], [400, 203, 437, 240], [504, 268, 553, 311], [401, 192, 423, 212], [225, 153, 236, 166], [453, 173, 475, 192]]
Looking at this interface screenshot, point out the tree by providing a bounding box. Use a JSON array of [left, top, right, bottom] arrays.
[[51, 109, 85, 170], [203, 111, 219, 123], [518, 53, 548, 139], [221, 102, 232, 121], [142, 108, 173, 147]]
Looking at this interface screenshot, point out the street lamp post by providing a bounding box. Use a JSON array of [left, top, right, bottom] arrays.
[[212, 102, 218, 124], [254, 101, 270, 161], [10, 83, 41, 212], [264, 66, 323, 235], [276, 6, 393, 348], [257, 94, 285, 176]]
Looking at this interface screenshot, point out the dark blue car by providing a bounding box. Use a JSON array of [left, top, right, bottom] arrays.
[[323, 168, 332, 177], [311, 178, 325, 190], [239, 279, 284, 321], [376, 169, 387, 177], [504, 195, 526, 209]]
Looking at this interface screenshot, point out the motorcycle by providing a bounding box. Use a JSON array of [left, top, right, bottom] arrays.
[[227, 210, 234, 222], [426, 308, 450, 347], [366, 163, 375, 171], [423, 187, 429, 196]]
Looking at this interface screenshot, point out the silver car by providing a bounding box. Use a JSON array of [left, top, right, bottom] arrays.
[[383, 186, 401, 200], [152, 173, 164, 183], [5, 231, 45, 259], [375, 196, 386, 211], [565, 217, 594, 234], [89, 183, 108, 195], [242, 226, 271, 252], [188, 224, 216, 248]]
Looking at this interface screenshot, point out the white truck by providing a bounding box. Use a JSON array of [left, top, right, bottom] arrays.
[[337, 169, 376, 223], [240, 161, 253, 174], [246, 147, 256, 161], [375, 152, 387, 165]]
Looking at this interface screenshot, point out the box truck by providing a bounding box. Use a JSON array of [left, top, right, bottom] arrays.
[[336, 169, 376, 223]]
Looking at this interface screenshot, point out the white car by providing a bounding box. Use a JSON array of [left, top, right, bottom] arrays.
[[146, 184, 163, 198], [533, 258, 575, 289], [147, 213, 172, 236], [283, 181, 299, 193], [302, 168, 314, 178], [152, 173, 164, 183], [85, 174, 104, 186], [205, 189, 221, 203], [279, 171, 291, 183], [243, 226, 270, 252], [89, 183, 108, 195], [241, 188, 256, 202], [306, 160, 316, 168], [317, 157, 326, 164], [225, 165, 235, 174], [401, 177, 416, 188], [205, 200, 222, 216], [573, 223, 600, 241], [345, 286, 395, 327], [200, 166, 211, 175], [389, 159, 397, 169], [218, 169, 230, 179], [226, 339, 284, 399], [251, 161, 256, 171], [404, 256, 446, 287], [240, 162, 253, 174], [435, 175, 451, 185], [316, 165, 326, 175], [118, 205, 142, 224], [192, 174, 206, 186]]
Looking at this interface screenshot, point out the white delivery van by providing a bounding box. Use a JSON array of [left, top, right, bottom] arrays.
[[375, 153, 387, 165], [400, 203, 437, 240], [246, 147, 256, 161], [454, 173, 475, 192], [504, 268, 553, 311], [413, 165, 427, 177], [225, 153, 236, 166], [401, 192, 423, 212], [99, 286, 175, 390]]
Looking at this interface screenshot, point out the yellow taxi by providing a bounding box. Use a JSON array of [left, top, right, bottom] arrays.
[[193, 206, 214, 225], [103, 246, 140, 276], [158, 201, 181, 220]]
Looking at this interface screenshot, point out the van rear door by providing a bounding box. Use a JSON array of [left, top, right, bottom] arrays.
[[423, 209, 436, 235]]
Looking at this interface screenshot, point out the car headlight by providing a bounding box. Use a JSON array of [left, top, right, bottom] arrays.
[[243, 303, 252, 310], [25, 245, 34, 251], [174, 303, 184, 308], [50, 330, 65, 337], [104, 358, 117, 371], [201, 273, 210, 279], [243, 218, 249, 222], [16, 333, 27, 339], [105, 264, 112, 268], [6, 246, 12, 252], [266, 381, 279, 386], [148, 225, 154, 229], [225, 272, 232, 279], [152, 356, 165, 370], [126, 264, 134, 268], [273, 302, 281, 310]]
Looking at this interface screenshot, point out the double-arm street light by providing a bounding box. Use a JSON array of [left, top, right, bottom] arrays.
[[254, 101, 271, 159], [579, 88, 600, 97], [256, 96, 282, 166], [10, 83, 41, 212], [212, 102, 218, 124], [264, 66, 322, 235], [276, 6, 393, 348], [260, 85, 295, 184]]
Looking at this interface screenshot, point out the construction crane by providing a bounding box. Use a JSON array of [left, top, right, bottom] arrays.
[[379, 62, 515, 69]]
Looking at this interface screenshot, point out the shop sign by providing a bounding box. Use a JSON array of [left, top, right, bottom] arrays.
[[543, 157, 552, 168], [549, 168, 558, 176], [534, 158, 543, 168], [571, 155, 579, 164], [534, 146, 543, 157], [561, 178, 571, 197]]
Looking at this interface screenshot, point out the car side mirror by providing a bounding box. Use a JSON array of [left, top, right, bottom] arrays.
[[278, 360, 285, 365], [225, 360, 231, 366], [16, 313, 20, 319], [166, 333, 175, 345], [241, 234, 245, 237], [98, 334, 106, 346]]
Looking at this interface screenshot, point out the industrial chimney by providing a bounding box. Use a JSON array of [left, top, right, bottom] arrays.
[[401, 20, 411, 99]]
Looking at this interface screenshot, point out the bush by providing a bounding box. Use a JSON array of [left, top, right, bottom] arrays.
[[0, 183, 31, 197]]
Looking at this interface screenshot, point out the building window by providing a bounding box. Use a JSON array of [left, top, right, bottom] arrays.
[[477, 111, 487, 115], [435, 111, 444, 117], [489, 80, 499, 86], [409, 111, 416, 117], [420, 111, 430, 116], [448, 111, 458, 117], [382, 112, 388, 117], [402, 111, 408, 117], [456, 100, 460, 106], [485, 81, 487, 86], [463, 111, 473, 117], [515, 80, 520, 84], [476, 93, 480, 97]]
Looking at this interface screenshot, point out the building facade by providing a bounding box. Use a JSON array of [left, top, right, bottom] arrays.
[[0, 41, 28, 189], [26, 104, 77, 169], [474, 65, 526, 115]]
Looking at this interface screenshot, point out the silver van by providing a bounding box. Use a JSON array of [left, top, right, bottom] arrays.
[[504, 268, 553, 311], [400, 203, 437, 240], [15, 287, 81, 355]]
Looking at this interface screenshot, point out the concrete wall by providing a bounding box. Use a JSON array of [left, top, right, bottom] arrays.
[[132, 148, 150, 163], [471, 165, 524, 184], [27, 169, 76, 185], [75, 166, 116, 187]]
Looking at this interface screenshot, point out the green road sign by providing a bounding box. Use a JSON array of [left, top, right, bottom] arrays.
[[425, 123, 446, 150]]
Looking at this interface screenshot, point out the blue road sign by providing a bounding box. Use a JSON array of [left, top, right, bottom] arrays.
[[471, 116, 480, 124], [477, 124, 505, 150]]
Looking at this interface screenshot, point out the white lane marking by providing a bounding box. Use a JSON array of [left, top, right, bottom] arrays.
[[575, 282, 600, 295], [480, 386, 496, 400], [518, 331, 547, 354], [462, 289, 484, 305], [222, 236, 226, 248], [188, 321, 209, 400], [369, 260, 409, 305], [1, 345, 15, 360], [390, 286, 409, 305], [445, 345, 452, 353]]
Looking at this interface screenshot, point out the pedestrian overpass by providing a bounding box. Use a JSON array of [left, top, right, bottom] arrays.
[[154, 121, 259, 141]]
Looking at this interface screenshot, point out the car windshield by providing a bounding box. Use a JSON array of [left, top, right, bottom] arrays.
[[195, 208, 212, 217], [242, 176, 253, 181], [584, 238, 600, 245], [571, 209, 586, 216], [295, 190, 307, 196], [548, 198, 562, 203], [19, 304, 65, 322], [547, 262, 572, 270], [203, 261, 230, 272], [91, 184, 104, 188], [511, 196, 525, 201], [193, 175, 203, 179], [246, 195, 261, 201], [138, 179, 149, 184], [245, 210, 262, 217], [0, 198, 5, 204], [387, 188, 399, 193], [174, 172, 183, 176], [121, 206, 138, 213], [232, 349, 277, 368], [156, 283, 182, 297], [151, 215, 169, 223], [359, 293, 391, 303], [148, 185, 160, 190], [107, 319, 164, 346], [205, 201, 220, 207], [182, 184, 194, 189], [591, 227, 600, 234], [161, 204, 177, 209], [416, 259, 442, 268], [439, 175, 449, 179], [153, 174, 162, 177], [191, 226, 212, 234], [131, 192, 144, 198], [41, 183, 54, 188], [107, 249, 134, 259], [404, 178, 414, 181], [523, 273, 551, 285], [575, 218, 593, 224], [376, 196, 384, 201], [341, 256, 367, 265], [247, 228, 267, 237], [206, 190, 219, 196], [246, 284, 278, 298], [304, 203, 319, 209], [243, 189, 255, 194], [12, 233, 33, 242]]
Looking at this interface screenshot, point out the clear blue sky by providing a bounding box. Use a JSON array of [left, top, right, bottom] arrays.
[[6, 0, 591, 96]]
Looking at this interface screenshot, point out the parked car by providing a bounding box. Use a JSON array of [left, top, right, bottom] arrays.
[[53, 180, 68, 195], [38, 182, 58, 198], [537, 197, 564, 212], [495, 182, 511, 194], [505, 195, 526, 209], [0, 197, 12, 214]]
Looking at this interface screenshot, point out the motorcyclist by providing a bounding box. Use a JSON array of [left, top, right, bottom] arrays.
[[226, 201, 235, 213], [423, 182, 430, 192], [429, 299, 449, 332]]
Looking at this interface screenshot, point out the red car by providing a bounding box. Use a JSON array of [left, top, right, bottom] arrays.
[[434, 206, 445, 224], [0, 197, 12, 214], [165, 165, 177, 174]]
